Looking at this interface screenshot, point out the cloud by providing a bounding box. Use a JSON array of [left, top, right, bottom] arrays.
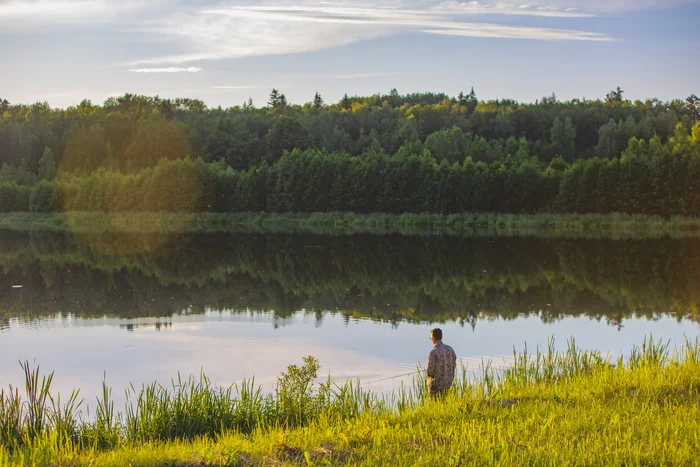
[[530, 0, 699, 12], [429, 1, 592, 16], [125, 1, 615, 66], [129, 67, 203, 73], [423, 23, 613, 41], [0, 0, 154, 22]]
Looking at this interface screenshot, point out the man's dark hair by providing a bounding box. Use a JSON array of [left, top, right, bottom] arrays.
[[431, 328, 443, 341]]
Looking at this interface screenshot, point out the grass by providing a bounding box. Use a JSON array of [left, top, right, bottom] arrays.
[[1, 211, 700, 238], [0, 336, 698, 466]]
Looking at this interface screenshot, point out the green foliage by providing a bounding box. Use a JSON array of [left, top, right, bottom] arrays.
[[268, 89, 282, 109], [276, 356, 321, 426], [424, 126, 467, 163], [550, 116, 576, 161], [62, 124, 113, 172], [312, 92, 324, 109], [1, 91, 700, 218], [37, 147, 56, 180], [121, 116, 192, 170], [0, 361, 82, 452], [340, 93, 352, 110], [0, 163, 37, 186], [266, 116, 311, 162], [204, 117, 262, 170], [29, 181, 60, 212], [605, 86, 626, 107], [0, 183, 30, 212], [4, 120, 700, 217]]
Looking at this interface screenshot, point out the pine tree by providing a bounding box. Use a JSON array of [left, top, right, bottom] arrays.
[[268, 89, 281, 108], [388, 88, 400, 107], [465, 87, 478, 113], [341, 94, 352, 110], [606, 86, 625, 106], [686, 94, 700, 120], [313, 92, 324, 109]]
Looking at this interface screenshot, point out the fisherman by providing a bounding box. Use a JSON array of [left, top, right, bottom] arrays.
[[426, 328, 457, 399]]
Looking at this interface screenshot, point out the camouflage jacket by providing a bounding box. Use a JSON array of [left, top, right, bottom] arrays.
[[426, 342, 457, 393]]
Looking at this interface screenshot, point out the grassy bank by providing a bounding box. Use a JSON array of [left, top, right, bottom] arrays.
[[1, 337, 698, 466], [2, 211, 700, 238]]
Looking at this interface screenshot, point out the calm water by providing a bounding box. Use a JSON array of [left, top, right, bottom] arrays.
[[1, 230, 698, 407]]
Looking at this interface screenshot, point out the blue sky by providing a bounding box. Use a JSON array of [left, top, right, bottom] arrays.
[[1, 0, 698, 108]]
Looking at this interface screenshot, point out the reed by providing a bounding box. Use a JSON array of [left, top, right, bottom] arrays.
[[2, 211, 700, 239], [0, 336, 698, 466]]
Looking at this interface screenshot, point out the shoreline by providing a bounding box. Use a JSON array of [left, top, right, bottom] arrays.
[[2, 211, 700, 238], [1, 337, 698, 466]]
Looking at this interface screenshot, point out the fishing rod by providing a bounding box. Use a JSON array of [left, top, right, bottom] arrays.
[[364, 371, 422, 385], [363, 357, 491, 385]]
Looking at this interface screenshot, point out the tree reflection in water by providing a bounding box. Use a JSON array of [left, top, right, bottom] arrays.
[[0, 229, 698, 328]]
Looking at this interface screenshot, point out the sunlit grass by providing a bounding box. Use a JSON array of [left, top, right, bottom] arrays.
[[0, 336, 698, 466]]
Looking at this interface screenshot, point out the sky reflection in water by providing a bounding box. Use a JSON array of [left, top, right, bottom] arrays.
[[0, 229, 699, 410], [1, 310, 697, 410]]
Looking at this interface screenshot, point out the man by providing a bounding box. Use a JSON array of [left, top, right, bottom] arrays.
[[426, 328, 457, 399]]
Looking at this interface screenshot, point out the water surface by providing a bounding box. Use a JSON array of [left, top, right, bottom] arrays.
[[1, 230, 698, 407]]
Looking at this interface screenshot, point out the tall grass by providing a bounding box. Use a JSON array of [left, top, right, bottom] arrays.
[[0, 361, 82, 453], [0, 336, 698, 465]]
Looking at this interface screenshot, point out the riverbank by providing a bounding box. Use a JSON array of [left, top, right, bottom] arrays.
[[1, 338, 698, 466], [2, 211, 700, 238]]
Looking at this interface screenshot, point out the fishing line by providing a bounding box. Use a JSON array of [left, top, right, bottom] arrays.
[[362, 357, 495, 385], [364, 371, 422, 385]]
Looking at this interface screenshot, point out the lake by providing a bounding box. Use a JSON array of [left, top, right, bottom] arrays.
[[1, 229, 698, 409]]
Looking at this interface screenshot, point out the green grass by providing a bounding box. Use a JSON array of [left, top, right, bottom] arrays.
[[1, 211, 700, 238], [1, 336, 698, 466]]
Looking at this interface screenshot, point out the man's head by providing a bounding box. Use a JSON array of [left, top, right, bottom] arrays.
[[430, 328, 443, 344]]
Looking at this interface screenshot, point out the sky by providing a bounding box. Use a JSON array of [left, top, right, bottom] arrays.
[[1, 0, 698, 109]]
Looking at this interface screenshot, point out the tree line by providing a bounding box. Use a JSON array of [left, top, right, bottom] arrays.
[[0, 89, 699, 216], [1, 123, 698, 217]]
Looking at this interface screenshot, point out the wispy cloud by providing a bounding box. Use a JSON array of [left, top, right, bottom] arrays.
[[430, 1, 591, 16], [533, 0, 699, 12], [129, 67, 203, 73], [124, 1, 615, 66], [423, 23, 612, 41], [0, 0, 154, 22]]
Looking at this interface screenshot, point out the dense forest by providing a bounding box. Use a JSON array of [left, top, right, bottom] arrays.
[[0, 89, 699, 216], [1, 231, 699, 327]]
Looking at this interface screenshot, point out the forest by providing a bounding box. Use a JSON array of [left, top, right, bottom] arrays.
[[0, 88, 699, 216]]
